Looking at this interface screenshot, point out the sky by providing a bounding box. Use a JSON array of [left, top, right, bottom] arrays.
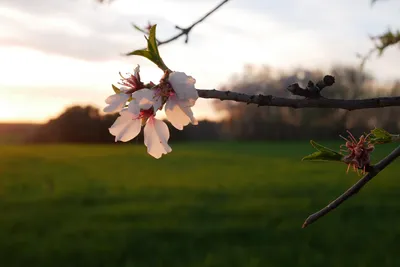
[[0, 0, 399, 123]]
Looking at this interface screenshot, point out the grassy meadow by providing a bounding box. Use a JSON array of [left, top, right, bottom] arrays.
[[0, 141, 400, 267]]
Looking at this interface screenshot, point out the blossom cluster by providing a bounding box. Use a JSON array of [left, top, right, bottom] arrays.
[[103, 65, 198, 158], [340, 131, 375, 174]]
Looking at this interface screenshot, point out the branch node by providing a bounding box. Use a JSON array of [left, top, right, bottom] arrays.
[[287, 83, 321, 99], [287, 75, 335, 99], [315, 75, 335, 92]]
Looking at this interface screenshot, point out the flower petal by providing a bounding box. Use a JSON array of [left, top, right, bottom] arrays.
[[165, 95, 193, 130], [179, 103, 198, 125], [168, 72, 198, 106], [109, 110, 131, 136], [109, 109, 141, 142], [103, 93, 130, 113], [144, 117, 172, 159], [132, 89, 161, 111], [105, 94, 118, 104], [127, 100, 141, 116]]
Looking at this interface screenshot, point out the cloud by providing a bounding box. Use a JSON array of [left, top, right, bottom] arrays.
[[0, 0, 179, 61], [1, 0, 399, 123]]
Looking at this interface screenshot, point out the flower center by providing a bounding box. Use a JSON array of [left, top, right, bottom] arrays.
[[154, 84, 174, 98], [133, 108, 155, 126], [340, 130, 374, 174], [119, 72, 144, 93], [138, 108, 154, 119]]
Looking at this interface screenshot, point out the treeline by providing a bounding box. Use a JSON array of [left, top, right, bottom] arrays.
[[26, 65, 400, 143], [216, 64, 400, 140], [26, 106, 221, 143]]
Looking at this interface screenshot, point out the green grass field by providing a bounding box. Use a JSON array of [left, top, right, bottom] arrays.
[[0, 142, 399, 267]]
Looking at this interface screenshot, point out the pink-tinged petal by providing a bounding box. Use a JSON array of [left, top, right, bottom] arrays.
[[109, 111, 131, 137], [105, 94, 118, 104], [127, 100, 141, 116], [144, 117, 172, 159], [165, 95, 191, 130], [132, 89, 160, 110], [119, 86, 130, 93], [109, 109, 141, 142], [103, 93, 130, 113], [179, 103, 198, 125], [168, 72, 198, 106], [115, 120, 141, 142], [153, 118, 170, 144]]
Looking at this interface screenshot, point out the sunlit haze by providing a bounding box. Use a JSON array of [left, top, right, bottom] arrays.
[[1, 0, 399, 123]]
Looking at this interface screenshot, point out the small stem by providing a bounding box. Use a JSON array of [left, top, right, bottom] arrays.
[[302, 144, 400, 228], [131, 0, 231, 51]]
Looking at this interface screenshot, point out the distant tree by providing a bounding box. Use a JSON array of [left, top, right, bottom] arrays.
[[27, 106, 118, 143], [27, 105, 221, 143], [215, 65, 400, 141]]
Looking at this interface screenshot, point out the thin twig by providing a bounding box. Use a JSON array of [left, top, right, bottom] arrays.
[[132, 0, 230, 52], [197, 89, 400, 110], [302, 144, 400, 228]]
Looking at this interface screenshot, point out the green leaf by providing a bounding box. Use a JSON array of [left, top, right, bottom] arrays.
[[125, 24, 169, 71], [302, 140, 343, 162], [309, 140, 339, 154], [302, 151, 343, 162], [126, 49, 153, 58], [146, 25, 168, 71], [371, 127, 391, 138], [369, 127, 399, 144], [147, 25, 159, 56], [112, 84, 120, 94]]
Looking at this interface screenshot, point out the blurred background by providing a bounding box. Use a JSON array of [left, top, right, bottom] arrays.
[[1, 0, 400, 266]]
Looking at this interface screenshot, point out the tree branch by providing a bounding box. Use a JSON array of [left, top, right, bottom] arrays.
[[131, 0, 230, 52], [302, 144, 400, 228], [197, 89, 400, 110], [169, 0, 230, 45]]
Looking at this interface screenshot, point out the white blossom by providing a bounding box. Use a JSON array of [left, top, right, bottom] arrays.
[[131, 88, 162, 112], [168, 72, 198, 106], [104, 65, 146, 114], [103, 88, 130, 113], [109, 108, 141, 142], [144, 117, 172, 159], [108, 88, 170, 158], [165, 94, 198, 130], [106, 68, 201, 158], [165, 72, 199, 130]]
